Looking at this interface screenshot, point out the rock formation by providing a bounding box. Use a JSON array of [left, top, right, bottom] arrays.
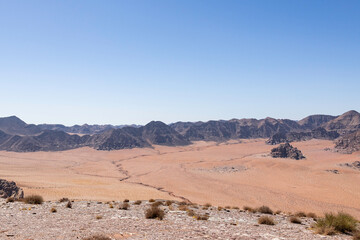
[[335, 130, 360, 153], [270, 143, 305, 160], [0, 179, 24, 199]]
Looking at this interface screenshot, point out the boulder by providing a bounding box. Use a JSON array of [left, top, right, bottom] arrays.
[[0, 179, 24, 199], [270, 143, 305, 160]]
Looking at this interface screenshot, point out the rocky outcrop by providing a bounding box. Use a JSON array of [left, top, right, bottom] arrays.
[[340, 161, 360, 170], [335, 130, 360, 153], [270, 143, 305, 160], [0, 179, 24, 199]]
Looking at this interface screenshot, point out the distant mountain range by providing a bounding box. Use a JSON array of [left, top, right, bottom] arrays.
[[0, 110, 359, 153]]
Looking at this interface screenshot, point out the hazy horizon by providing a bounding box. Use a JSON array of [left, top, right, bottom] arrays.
[[1, 1, 359, 125]]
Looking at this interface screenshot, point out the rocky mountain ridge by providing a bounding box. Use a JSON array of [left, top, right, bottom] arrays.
[[0, 110, 359, 152]]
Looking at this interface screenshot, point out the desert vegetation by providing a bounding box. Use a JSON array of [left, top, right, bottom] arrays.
[[289, 216, 302, 224], [313, 212, 358, 235], [258, 216, 275, 225], [23, 195, 43, 204], [119, 202, 130, 210], [145, 205, 165, 220], [83, 235, 111, 240], [256, 206, 273, 215]]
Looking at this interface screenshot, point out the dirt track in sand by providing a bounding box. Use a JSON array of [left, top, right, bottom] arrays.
[[0, 139, 359, 218]]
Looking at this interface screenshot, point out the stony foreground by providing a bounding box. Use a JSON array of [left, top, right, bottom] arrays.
[[0, 199, 353, 240]]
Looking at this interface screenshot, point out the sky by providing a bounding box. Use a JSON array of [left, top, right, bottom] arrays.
[[0, 0, 359, 125]]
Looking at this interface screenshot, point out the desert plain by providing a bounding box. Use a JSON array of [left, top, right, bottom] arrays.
[[0, 139, 359, 218]]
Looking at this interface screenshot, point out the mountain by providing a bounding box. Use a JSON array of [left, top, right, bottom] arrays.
[[141, 121, 191, 146], [324, 110, 360, 132], [38, 123, 141, 135], [0, 130, 90, 152], [89, 121, 190, 150], [0, 116, 42, 135], [266, 127, 340, 145], [181, 118, 301, 141], [88, 127, 150, 150], [335, 130, 360, 153], [0, 111, 358, 152], [298, 114, 337, 129]]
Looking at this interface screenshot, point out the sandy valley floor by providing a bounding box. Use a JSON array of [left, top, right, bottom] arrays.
[[0, 139, 359, 218]]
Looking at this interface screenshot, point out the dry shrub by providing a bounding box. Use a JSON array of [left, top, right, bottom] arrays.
[[187, 209, 195, 217], [224, 206, 231, 209], [243, 206, 254, 212], [6, 197, 14, 203], [109, 204, 114, 208], [295, 211, 307, 218], [256, 206, 273, 215], [66, 201, 72, 208], [290, 216, 302, 224], [50, 207, 57, 213], [307, 212, 317, 219], [119, 202, 130, 210], [178, 205, 188, 211], [202, 206, 209, 210], [232, 206, 239, 210], [59, 197, 69, 203], [145, 206, 165, 220], [314, 212, 358, 235], [149, 199, 155, 203], [258, 216, 275, 225], [24, 195, 43, 204], [123, 199, 129, 203], [134, 200, 142, 205], [165, 200, 173, 206], [152, 201, 163, 207], [83, 234, 111, 240], [178, 201, 187, 205], [218, 206, 223, 211], [96, 215, 103, 220], [353, 232, 360, 240], [275, 210, 282, 215], [195, 214, 209, 221], [204, 203, 212, 208]]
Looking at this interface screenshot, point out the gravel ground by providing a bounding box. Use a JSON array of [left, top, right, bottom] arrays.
[[0, 199, 353, 240]]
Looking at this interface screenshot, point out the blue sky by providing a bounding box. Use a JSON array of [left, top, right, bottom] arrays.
[[0, 0, 359, 125]]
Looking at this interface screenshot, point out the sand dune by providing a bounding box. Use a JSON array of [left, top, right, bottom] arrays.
[[0, 139, 359, 218]]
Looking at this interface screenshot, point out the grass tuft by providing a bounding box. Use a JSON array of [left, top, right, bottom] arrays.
[[119, 202, 130, 210], [145, 206, 165, 220], [83, 234, 111, 240], [256, 206, 273, 215], [313, 212, 358, 235], [23, 195, 43, 204], [258, 216, 275, 225], [290, 216, 302, 224]]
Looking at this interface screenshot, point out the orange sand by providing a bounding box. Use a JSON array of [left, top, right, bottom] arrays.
[[0, 139, 359, 218]]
